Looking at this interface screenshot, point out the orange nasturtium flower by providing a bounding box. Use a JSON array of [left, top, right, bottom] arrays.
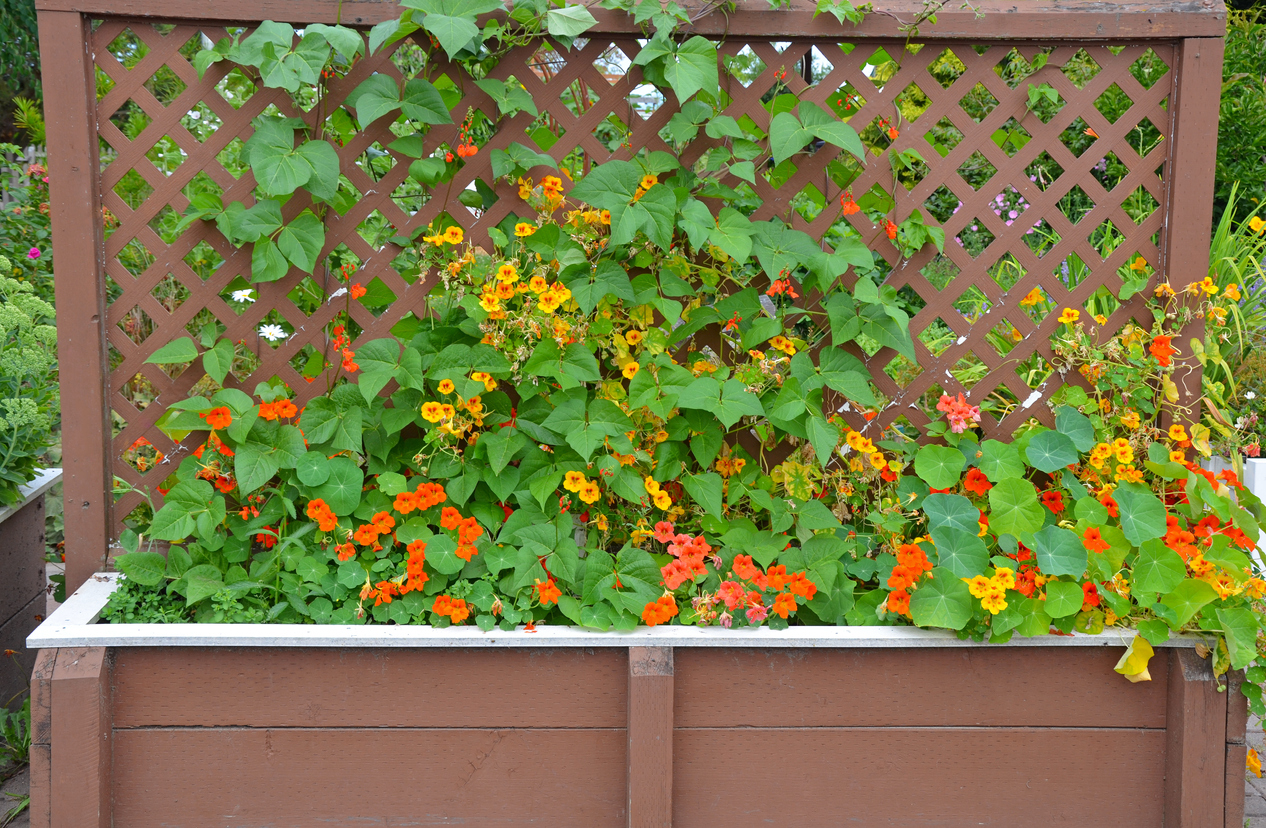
[[199, 406, 232, 430], [1082, 527, 1110, 555], [1149, 335, 1177, 367]]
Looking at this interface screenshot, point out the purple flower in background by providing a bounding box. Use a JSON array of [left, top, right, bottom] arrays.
[[27, 247, 40, 260]]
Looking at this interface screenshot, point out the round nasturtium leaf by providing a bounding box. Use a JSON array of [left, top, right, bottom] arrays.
[[1114, 484, 1167, 546], [310, 456, 364, 515], [928, 526, 988, 578], [987, 478, 1045, 538], [1023, 430, 1079, 473], [978, 439, 1025, 482], [909, 567, 973, 630], [1033, 524, 1087, 578], [296, 450, 331, 487], [1043, 580, 1083, 618], [914, 444, 965, 490]]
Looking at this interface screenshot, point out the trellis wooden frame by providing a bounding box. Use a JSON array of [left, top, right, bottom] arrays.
[[36, 0, 1226, 596]]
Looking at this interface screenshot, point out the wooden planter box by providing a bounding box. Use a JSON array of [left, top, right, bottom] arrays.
[[28, 574, 1247, 827], [0, 468, 60, 707]]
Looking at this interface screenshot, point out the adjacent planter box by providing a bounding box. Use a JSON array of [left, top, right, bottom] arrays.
[[0, 468, 60, 708], [28, 574, 1247, 827]]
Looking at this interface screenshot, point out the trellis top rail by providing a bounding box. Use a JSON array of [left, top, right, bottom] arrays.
[[32, 0, 1228, 38]]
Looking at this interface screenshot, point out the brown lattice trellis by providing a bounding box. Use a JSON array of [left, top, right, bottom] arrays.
[[36, 0, 1226, 591]]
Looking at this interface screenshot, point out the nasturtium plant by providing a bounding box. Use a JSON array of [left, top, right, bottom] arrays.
[[112, 0, 1266, 710]]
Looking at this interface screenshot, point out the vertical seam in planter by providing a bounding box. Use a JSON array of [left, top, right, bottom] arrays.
[[50, 647, 111, 828], [29, 649, 56, 828], [628, 646, 673, 828], [1225, 670, 1248, 828]]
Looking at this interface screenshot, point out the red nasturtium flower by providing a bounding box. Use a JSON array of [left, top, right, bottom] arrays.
[[1081, 582, 1101, 611], [1149, 335, 1177, 367], [1039, 490, 1065, 513], [641, 594, 678, 626], [1082, 527, 1110, 555], [1099, 493, 1119, 518], [772, 592, 798, 619], [536, 578, 561, 606], [963, 467, 993, 496], [886, 588, 911, 616]]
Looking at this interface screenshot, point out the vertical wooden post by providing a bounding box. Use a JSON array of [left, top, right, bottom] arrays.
[[1160, 37, 1224, 429], [37, 10, 111, 596], [1225, 670, 1248, 828], [28, 649, 56, 828], [51, 648, 111, 828], [628, 646, 673, 828], [1164, 648, 1227, 827]]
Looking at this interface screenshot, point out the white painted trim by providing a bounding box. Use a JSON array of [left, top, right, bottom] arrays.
[[0, 468, 61, 526], [29, 572, 1206, 650]]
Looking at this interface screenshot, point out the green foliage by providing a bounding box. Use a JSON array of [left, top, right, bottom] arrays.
[[1216, 10, 1266, 225], [0, 257, 58, 505]]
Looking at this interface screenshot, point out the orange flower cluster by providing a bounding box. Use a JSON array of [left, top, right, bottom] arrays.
[[258, 398, 298, 421], [332, 324, 358, 373], [1082, 527, 1110, 555], [715, 552, 817, 625], [354, 511, 396, 547], [199, 406, 232, 430], [305, 498, 338, 532], [433, 595, 470, 623], [403, 540, 428, 593], [641, 594, 678, 626], [660, 528, 713, 590], [886, 542, 932, 617], [393, 481, 447, 514], [362, 580, 399, 606], [440, 506, 483, 560], [335, 542, 357, 561]]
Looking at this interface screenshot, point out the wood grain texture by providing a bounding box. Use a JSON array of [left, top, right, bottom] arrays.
[[28, 649, 55, 828], [112, 646, 626, 728], [36, 9, 110, 596], [112, 727, 627, 827], [50, 647, 110, 828], [674, 647, 1168, 728], [674, 727, 1166, 827], [1164, 648, 1227, 827], [0, 494, 45, 628], [628, 647, 672, 828], [27, 0, 1228, 37], [1226, 743, 1247, 828], [0, 592, 45, 711]]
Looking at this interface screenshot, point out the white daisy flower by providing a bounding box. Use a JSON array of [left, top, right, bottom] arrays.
[[1247, 391, 1257, 400], [231, 289, 255, 303], [258, 324, 288, 342]]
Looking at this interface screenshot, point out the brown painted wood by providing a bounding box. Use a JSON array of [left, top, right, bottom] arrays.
[[674, 727, 1167, 826], [675, 647, 1168, 729], [28, 0, 1228, 38], [0, 594, 44, 711], [1226, 671, 1248, 828], [36, 9, 110, 597], [112, 646, 627, 728], [111, 727, 627, 827], [0, 495, 46, 629], [1164, 648, 1227, 827], [28, 649, 55, 828], [1162, 37, 1224, 425], [50, 647, 110, 828], [628, 647, 673, 828]]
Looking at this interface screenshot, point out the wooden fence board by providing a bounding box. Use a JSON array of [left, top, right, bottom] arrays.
[[112, 726, 628, 827], [674, 647, 1169, 729]]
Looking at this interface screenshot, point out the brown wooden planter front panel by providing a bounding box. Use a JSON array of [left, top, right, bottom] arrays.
[[30, 644, 1247, 827]]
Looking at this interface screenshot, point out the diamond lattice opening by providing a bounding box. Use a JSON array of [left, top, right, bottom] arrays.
[[861, 47, 900, 92], [928, 48, 966, 90], [806, 46, 835, 85], [181, 102, 223, 142], [920, 256, 959, 292], [949, 355, 987, 390], [955, 217, 996, 259], [120, 370, 158, 412], [1124, 185, 1161, 226], [1056, 184, 1095, 225], [593, 112, 629, 154], [956, 151, 996, 191], [995, 47, 1054, 89], [995, 117, 1032, 157], [289, 342, 326, 382], [628, 83, 666, 121], [561, 78, 602, 117], [593, 43, 628, 85], [1018, 354, 1055, 391], [220, 277, 255, 315], [1089, 218, 1124, 261], [989, 318, 1023, 355], [109, 99, 154, 141], [923, 185, 962, 224], [1128, 116, 1165, 158], [216, 136, 248, 178], [953, 285, 992, 321], [989, 252, 1027, 293], [1058, 116, 1097, 158], [1026, 222, 1061, 258], [286, 276, 326, 317], [145, 136, 188, 176], [183, 241, 223, 281], [882, 352, 922, 389], [120, 431, 167, 476], [989, 185, 1030, 227], [1016, 284, 1051, 323], [107, 28, 149, 67], [791, 182, 826, 222], [215, 67, 257, 109], [1130, 48, 1170, 90], [1025, 151, 1064, 190], [725, 45, 767, 88], [358, 276, 399, 317], [924, 115, 963, 159], [1052, 252, 1093, 291], [1060, 48, 1102, 90], [894, 82, 931, 122], [255, 310, 293, 349], [357, 142, 397, 182], [827, 82, 867, 120], [918, 317, 956, 357], [1094, 83, 1133, 124], [144, 63, 188, 106], [149, 273, 188, 314], [117, 305, 155, 345], [958, 82, 999, 123], [117, 239, 156, 277], [1090, 151, 1128, 192]]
